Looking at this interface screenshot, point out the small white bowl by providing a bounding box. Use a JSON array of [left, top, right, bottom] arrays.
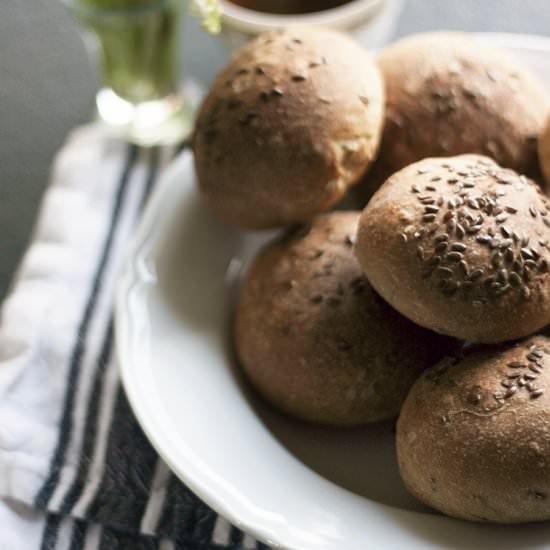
[[218, 0, 403, 50]]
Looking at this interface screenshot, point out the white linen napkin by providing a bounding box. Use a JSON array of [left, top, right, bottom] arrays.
[[0, 124, 263, 550]]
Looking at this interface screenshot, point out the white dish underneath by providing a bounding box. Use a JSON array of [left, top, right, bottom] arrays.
[[116, 33, 550, 550]]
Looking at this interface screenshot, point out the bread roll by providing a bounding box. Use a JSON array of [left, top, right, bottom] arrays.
[[236, 212, 455, 425], [538, 113, 550, 187], [193, 29, 384, 229], [366, 32, 549, 195], [397, 335, 550, 523], [356, 154, 550, 343]]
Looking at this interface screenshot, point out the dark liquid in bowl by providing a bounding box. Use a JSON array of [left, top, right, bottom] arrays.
[[228, 0, 353, 15]]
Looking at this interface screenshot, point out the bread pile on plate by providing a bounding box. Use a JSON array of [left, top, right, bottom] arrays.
[[193, 29, 550, 524]]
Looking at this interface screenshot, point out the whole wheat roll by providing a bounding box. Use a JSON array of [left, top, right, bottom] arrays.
[[397, 335, 550, 523], [235, 211, 455, 426], [193, 28, 384, 229], [364, 32, 550, 196], [356, 154, 550, 343]]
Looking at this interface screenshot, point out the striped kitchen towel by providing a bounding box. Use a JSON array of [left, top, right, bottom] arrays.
[[0, 124, 265, 550]]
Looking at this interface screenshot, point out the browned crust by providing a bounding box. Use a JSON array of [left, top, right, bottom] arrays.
[[539, 113, 550, 188], [397, 335, 550, 523], [235, 212, 455, 425], [193, 29, 384, 229], [356, 154, 550, 343], [364, 32, 550, 197]]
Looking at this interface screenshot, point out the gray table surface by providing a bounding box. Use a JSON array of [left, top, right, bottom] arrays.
[[1, 0, 550, 299]]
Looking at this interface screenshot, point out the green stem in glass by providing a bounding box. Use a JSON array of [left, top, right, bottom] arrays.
[[74, 0, 183, 104]]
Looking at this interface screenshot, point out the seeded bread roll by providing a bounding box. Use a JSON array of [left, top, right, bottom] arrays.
[[538, 113, 550, 187], [397, 335, 550, 523], [366, 32, 549, 195], [356, 154, 550, 343], [193, 29, 384, 229], [236, 212, 455, 426]]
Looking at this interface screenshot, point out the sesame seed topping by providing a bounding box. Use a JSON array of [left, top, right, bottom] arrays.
[[408, 159, 550, 302], [505, 386, 518, 398], [500, 226, 512, 238], [436, 267, 453, 278], [509, 272, 522, 287], [507, 361, 525, 368], [499, 239, 513, 249], [469, 269, 484, 280], [446, 251, 463, 262], [497, 268, 508, 283]]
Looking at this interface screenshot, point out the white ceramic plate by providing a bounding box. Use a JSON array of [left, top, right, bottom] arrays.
[[116, 34, 550, 550]]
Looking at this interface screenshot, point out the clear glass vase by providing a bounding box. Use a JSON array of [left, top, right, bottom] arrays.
[[66, 0, 193, 146]]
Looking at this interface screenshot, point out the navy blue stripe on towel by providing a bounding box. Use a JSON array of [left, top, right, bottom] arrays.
[[59, 146, 161, 516], [35, 144, 138, 511]]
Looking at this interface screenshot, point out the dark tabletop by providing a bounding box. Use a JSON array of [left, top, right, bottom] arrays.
[[1, 0, 550, 299]]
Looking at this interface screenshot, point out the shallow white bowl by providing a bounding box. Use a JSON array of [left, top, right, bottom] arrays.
[[116, 33, 550, 550]]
